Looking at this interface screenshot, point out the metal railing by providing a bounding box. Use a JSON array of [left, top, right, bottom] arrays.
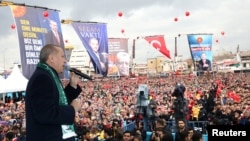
[[123, 120, 209, 134]]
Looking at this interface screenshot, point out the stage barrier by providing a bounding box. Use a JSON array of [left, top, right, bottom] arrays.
[[123, 120, 209, 141]]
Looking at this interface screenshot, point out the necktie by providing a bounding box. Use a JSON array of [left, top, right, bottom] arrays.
[[55, 32, 60, 45]]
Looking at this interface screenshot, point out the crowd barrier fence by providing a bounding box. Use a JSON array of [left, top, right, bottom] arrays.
[[123, 120, 209, 141]]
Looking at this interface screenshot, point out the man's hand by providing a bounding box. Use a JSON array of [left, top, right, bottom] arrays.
[[70, 99, 81, 112], [203, 63, 209, 67], [69, 72, 81, 89]]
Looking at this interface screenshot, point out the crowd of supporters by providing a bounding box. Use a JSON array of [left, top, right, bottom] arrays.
[[1, 72, 250, 141]]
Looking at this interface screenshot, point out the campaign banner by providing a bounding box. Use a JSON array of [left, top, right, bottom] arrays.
[[108, 38, 129, 76], [187, 34, 213, 72], [71, 22, 109, 77], [10, 5, 64, 79]]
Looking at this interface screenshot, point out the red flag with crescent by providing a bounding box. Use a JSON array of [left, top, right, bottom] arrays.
[[144, 35, 171, 59]]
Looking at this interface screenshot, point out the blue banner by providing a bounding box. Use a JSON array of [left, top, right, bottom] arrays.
[[71, 22, 109, 77], [187, 34, 213, 72], [10, 5, 64, 79]]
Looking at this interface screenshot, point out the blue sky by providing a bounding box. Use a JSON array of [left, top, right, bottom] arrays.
[[0, 0, 250, 69]]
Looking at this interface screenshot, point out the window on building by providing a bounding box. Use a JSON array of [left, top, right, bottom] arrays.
[[243, 63, 246, 67]]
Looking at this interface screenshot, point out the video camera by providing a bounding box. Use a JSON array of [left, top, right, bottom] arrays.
[[137, 84, 149, 100], [172, 83, 185, 98], [136, 84, 149, 107]]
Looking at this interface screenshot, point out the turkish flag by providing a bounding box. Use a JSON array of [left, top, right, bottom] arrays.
[[145, 35, 171, 59], [227, 91, 241, 103]]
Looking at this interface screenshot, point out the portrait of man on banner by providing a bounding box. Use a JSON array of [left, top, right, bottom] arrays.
[[45, 19, 64, 49], [198, 53, 212, 71], [107, 38, 129, 76], [88, 37, 108, 76], [116, 52, 130, 76], [71, 23, 109, 77]]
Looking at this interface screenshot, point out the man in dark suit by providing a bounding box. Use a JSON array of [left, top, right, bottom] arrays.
[[25, 44, 82, 141], [198, 53, 211, 71], [88, 37, 108, 76], [45, 20, 64, 48]]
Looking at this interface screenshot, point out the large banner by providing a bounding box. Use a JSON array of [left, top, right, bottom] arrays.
[[71, 22, 109, 77], [108, 38, 129, 76], [10, 5, 64, 79], [187, 34, 213, 72]]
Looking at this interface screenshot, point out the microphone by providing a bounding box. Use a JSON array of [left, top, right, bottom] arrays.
[[65, 65, 93, 80]]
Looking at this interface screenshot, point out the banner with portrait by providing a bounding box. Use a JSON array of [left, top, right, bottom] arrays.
[[108, 38, 129, 76], [10, 5, 64, 79], [187, 34, 213, 72], [71, 22, 109, 77]]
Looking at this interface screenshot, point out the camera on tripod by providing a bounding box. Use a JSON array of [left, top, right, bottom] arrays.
[[136, 84, 149, 116], [137, 84, 149, 101], [172, 83, 188, 122]]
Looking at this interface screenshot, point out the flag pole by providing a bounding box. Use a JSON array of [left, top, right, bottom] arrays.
[[174, 37, 177, 72], [174, 36, 177, 58], [132, 39, 135, 76], [174, 36, 177, 81]]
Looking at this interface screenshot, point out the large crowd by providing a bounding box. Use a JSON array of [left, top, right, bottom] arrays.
[[1, 72, 250, 141]]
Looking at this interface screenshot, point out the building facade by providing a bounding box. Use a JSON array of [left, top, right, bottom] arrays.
[[239, 51, 250, 70], [69, 48, 92, 75]]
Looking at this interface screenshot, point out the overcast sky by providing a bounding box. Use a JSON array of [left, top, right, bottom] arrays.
[[0, 0, 250, 69]]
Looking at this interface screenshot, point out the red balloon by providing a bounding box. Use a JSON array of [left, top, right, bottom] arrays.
[[121, 29, 125, 34], [185, 11, 190, 16], [43, 11, 49, 17], [11, 24, 16, 30], [65, 40, 68, 43], [221, 31, 225, 36], [118, 11, 123, 17], [174, 17, 178, 22], [216, 39, 219, 43]]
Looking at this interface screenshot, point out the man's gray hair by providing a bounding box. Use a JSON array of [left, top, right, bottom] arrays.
[[116, 52, 129, 61], [39, 44, 59, 63]]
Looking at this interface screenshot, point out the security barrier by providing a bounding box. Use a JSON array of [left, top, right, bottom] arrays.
[[123, 121, 209, 133], [144, 132, 208, 141], [123, 120, 209, 141], [166, 120, 209, 133], [123, 121, 136, 131]]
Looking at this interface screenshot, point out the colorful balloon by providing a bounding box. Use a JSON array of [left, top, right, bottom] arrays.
[[215, 39, 219, 43], [11, 24, 16, 30], [118, 11, 123, 17], [185, 11, 190, 16], [174, 17, 178, 22], [121, 29, 125, 34], [43, 11, 49, 17], [221, 31, 225, 36], [65, 40, 68, 43]]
